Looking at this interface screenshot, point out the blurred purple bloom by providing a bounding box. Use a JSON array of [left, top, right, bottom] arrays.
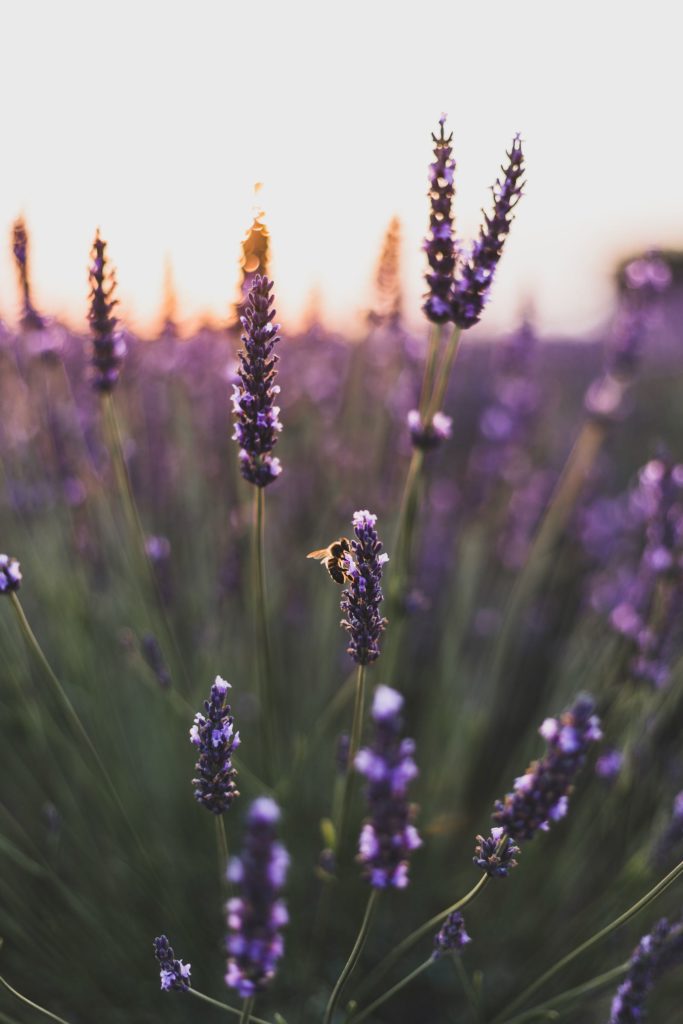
[[0, 554, 22, 594], [491, 695, 602, 842], [231, 275, 283, 487], [88, 231, 126, 393], [596, 748, 623, 780], [407, 408, 453, 450], [153, 935, 191, 992], [340, 510, 389, 665], [225, 797, 289, 998], [451, 135, 525, 329], [423, 115, 457, 324], [355, 685, 421, 889], [190, 676, 240, 815], [432, 911, 471, 959], [608, 917, 683, 1023]]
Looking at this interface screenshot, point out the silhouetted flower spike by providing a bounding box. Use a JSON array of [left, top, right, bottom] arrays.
[[432, 911, 471, 959], [491, 694, 602, 842], [153, 935, 191, 992], [231, 274, 283, 487], [608, 918, 683, 1023], [12, 217, 44, 329], [340, 510, 389, 665], [452, 134, 525, 329], [355, 685, 421, 889], [0, 554, 22, 594], [88, 230, 126, 392], [473, 827, 520, 878], [423, 114, 458, 324], [225, 797, 289, 998], [190, 676, 240, 815]]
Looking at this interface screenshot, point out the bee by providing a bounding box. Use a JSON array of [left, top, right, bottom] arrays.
[[306, 537, 353, 585]]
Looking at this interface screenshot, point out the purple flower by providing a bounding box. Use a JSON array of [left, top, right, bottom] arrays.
[[473, 827, 520, 878], [423, 115, 457, 324], [153, 935, 191, 992], [231, 275, 283, 487], [451, 135, 525, 329], [596, 749, 624, 781], [407, 409, 453, 451], [88, 230, 126, 392], [608, 918, 683, 1023], [0, 554, 22, 594], [340, 510, 389, 665], [355, 685, 421, 889], [225, 797, 289, 998], [432, 911, 471, 959], [190, 676, 240, 815], [491, 695, 602, 842]]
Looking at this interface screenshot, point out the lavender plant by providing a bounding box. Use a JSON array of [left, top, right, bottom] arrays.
[[88, 230, 126, 393], [190, 675, 240, 815]]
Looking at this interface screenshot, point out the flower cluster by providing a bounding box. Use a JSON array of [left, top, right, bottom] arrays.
[[88, 231, 126, 393], [355, 685, 421, 889], [407, 409, 453, 451], [231, 275, 283, 487], [473, 827, 520, 878], [608, 917, 683, 1023], [490, 695, 602, 842], [0, 554, 22, 594], [190, 676, 240, 815], [423, 115, 457, 324], [432, 911, 471, 959], [340, 510, 389, 665], [153, 935, 191, 993], [422, 118, 525, 330], [225, 797, 289, 998], [451, 134, 525, 329]]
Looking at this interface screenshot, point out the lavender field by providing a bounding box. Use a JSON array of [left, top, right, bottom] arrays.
[[2, 114, 683, 1024]]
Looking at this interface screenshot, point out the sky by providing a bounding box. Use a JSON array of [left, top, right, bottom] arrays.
[[1, 0, 681, 337]]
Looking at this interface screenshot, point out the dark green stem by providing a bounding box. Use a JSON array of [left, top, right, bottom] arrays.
[[240, 995, 256, 1024], [354, 873, 489, 1003], [426, 324, 462, 423], [499, 961, 628, 1024], [334, 664, 367, 852], [494, 856, 683, 1023], [0, 974, 73, 1024], [188, 988, 273, 1023], [418, 323, 443, 417], [253, 486, 277, 780], [323, 889, 380, 1024], [351, 958, 431, 1023], [216, 815, 229, 878]]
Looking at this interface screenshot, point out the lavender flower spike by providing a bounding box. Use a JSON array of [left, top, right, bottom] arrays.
[[88, 230, 126, 392], [432, 911, 471, 959], [225, 797, 289, 998], [452, 134, 525, 329], [0, 554, 22, 594], [492, 695, 602, 842], [423, 114, 457, 323], [153, 935, 191, 992], [340, 510, 389, 665], [355, 685, 421, 889], [231, 275, 283, 487], [190, 676, 240, 815], [608, 917, 683, 1023], [473, 827, 520, 878]]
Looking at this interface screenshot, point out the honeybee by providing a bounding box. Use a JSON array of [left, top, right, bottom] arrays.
[[306, 537, 352, 585]]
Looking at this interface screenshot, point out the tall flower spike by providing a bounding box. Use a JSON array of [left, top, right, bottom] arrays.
[[423, 114, 457, 324], [190, 676, 240, 815], [0, 554, 22, 594], [432, 911, 471, 959], [340, 510, 389, 665], [153, 935, 191, 992], [12, 217, 44, 329], [88, 231, 126, 392], [608, 917, 683, 1023], [452, 134, 525, 329], [491, 694, 602, 842], [225, 797, 289, 998], [355, 685, 421, 889], [231, 275, 283, 487]]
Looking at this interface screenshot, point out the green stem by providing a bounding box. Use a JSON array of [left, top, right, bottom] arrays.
[[188, 988, 273, 1022], [351, 958, 431, 1023], [333, 664, 367, 852], [240, 995, 256, 1024], [323, 889, 380, 1024], [494, 856, 683, 1023], [253, 486, 276, 780], [0, 974, 73, 1024], [354, 873, 489, 1003], [216, 815, 229, 874], [453, 955, 482, 1022], [418, 323, 443, 418], [426, 324, 462, 423], [9, 593, 144, 855], [499, 961, 628, 1024]]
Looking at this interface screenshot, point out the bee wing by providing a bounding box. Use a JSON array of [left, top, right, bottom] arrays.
[[306, 548, 330, 561]]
